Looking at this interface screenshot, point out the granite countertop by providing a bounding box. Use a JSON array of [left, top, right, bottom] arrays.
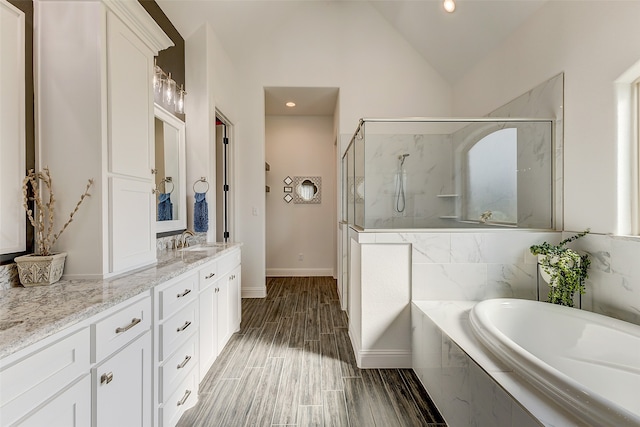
[[0, 243, 241, 360]]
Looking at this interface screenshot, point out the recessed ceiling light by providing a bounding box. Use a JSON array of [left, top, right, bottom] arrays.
[[443, 0, 455, 13], [285, 101, 296, 107]]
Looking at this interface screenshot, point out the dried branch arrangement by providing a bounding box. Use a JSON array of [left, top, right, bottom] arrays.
[[22, 167, 94, 256]]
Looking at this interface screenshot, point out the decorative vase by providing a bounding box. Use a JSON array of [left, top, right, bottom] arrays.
[[14, 252, 67, 287]]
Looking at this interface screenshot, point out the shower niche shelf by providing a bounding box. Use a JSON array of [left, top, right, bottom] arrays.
[[437, 194, 459, 198], [439, 215, 459, 219]]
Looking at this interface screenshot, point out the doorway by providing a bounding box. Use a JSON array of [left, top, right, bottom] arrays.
[[215, 112, 233, 242]]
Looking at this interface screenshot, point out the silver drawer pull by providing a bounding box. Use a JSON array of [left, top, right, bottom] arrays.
[[177, 389, 192, 406], [177, 289, 191, 298], [115, 317, 141, 334], [100, 372, 114, 385], [205, 272, 215, 279], [177, 355, 192, 369], [177, 321, 191, 332]]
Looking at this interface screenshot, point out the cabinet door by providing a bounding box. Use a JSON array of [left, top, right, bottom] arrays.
[[94, 331, 151, 427], [110, 176, 156, 273], [17, 376, 91, 427], [228, 266, 241, 334], [216, 280, 230, 351], [106, 10, 154, 179], [199, 282, 218, 379]]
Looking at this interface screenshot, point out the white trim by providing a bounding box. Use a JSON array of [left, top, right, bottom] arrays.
[[348, 325, 410, 368], [102, 0, 173, 54], [615, 60, 640, 235], [266, 268, 333, 277], [242, 286, 266, 298], [356, 349, 412, 369]]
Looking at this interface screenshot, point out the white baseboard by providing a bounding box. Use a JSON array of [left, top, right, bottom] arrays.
[[242, 286, 266, 298], [348, 325, 412, 368], [266, 268, 334, 277], [357, 349, 412, 368]]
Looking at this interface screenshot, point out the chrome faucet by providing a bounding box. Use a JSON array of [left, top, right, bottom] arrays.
[[176, 229, 195, 248]]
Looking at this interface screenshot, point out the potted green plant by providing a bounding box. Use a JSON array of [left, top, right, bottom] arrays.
[[14, 167, 93, 286], [529, 229, 591, 307]]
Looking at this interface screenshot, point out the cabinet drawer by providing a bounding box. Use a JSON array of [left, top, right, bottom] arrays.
[[198, 260, 218, 290], [160, 369, 198, 427], [159, 302, 198, 360], [0, 328, 90, 425], [159, 333, 198, 403], [159, 272, 198, 320], [218, 249, 241, 276], [93, 295, 151, 362]]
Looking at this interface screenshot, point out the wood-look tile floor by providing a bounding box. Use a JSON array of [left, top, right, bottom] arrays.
[[177, 277, 447, 427]]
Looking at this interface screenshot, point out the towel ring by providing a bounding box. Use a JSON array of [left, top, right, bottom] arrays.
[[161, 178, 174, 194], [193, 177, 209, 193]]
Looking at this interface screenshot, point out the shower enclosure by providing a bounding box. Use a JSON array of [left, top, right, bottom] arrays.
[[342, 118, 555, 230]]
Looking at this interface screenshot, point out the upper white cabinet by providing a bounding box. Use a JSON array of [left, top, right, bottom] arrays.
[[0, 0, 26, 255], [107, 12, 155, 180], [34, 0, 173, 278]]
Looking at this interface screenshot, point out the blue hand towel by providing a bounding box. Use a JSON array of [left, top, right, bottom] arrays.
[[158, 193, 173, 221], [194, 192, 208, 232]]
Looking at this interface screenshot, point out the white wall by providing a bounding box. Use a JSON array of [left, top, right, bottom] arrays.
[[188, 2, 452, 296], [265, 115, 336, 276], [453, 1, 640, 235]]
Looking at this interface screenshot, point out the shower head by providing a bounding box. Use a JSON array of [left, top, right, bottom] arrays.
[[399, 153, 410, 166]]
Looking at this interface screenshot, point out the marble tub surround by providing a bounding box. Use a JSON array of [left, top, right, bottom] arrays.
[[351, 228, 640, 326], [0, 242, 241, 359], [412, 301, 583, 426]]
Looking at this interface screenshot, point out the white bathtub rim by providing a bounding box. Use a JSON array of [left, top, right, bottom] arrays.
[[469, 298, 640, 427]]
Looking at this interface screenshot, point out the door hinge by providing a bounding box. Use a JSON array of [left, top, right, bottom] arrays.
[[223, 137, 229, 145], [223, 184, 229, 191], [223, 231, 230, 239]]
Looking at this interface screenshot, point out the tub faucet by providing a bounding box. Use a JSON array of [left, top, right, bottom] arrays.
[[177, 229, 195, 248]]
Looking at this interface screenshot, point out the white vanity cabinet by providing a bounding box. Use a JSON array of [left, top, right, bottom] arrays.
[[34, 0, 172, 279], [0, 292, 154, 427], [198, 248, 242, 378], [91, 294, 153, 427], [153, 272, 200, 427]]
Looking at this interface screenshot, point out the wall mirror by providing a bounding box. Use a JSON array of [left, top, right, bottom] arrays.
[[0, 0, 26, 255], [155, 103, 186, 233], [293, 176, 322, 204]]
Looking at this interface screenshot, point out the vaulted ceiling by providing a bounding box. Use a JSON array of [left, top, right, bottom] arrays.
[[157, 0, 548, 114]]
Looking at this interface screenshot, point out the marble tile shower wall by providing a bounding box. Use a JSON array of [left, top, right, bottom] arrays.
[[370, 230, 640, 326], [364, 134, 456, 228]]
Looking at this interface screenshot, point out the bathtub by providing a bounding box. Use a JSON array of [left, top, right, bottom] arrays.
[[470, 299, 640, 427]]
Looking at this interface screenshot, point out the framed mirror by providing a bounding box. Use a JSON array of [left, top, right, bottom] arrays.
[[0, 0, 26, 255], [293, 176, 322, 204], [155, 103, 186, 233]]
